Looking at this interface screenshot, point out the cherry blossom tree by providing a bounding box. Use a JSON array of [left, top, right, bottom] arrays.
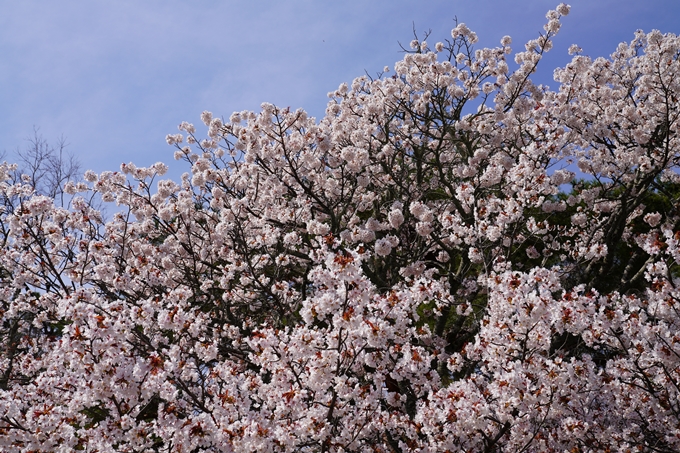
[[1, 3, 679, 451]]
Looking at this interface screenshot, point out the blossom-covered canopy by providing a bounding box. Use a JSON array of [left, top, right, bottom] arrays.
[[1, 4, 680, 452]]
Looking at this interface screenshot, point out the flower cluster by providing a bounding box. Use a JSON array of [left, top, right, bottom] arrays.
[[1, 4, 679, 452]]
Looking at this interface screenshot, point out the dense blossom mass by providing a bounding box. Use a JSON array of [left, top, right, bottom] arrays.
[[1, 4, 680, 452]]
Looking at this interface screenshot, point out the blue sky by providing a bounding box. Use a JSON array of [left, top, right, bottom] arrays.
[[2, 0, 679, 178]]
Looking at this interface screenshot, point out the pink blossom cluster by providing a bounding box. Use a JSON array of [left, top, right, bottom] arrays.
[[1, 4, 680, 452]]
